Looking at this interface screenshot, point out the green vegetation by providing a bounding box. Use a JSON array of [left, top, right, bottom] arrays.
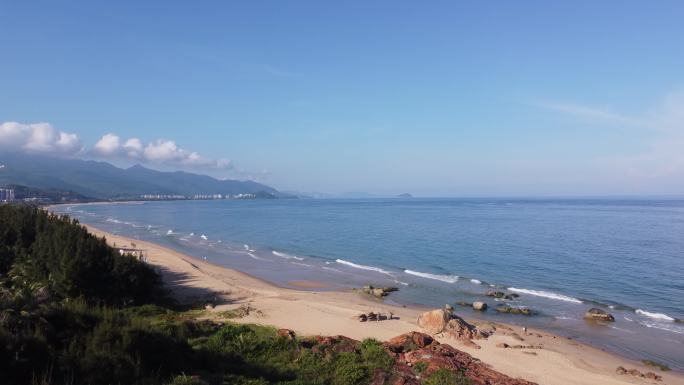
[[423, 369, 470, 385], [642, 359, 671, 371], [0, 205, 471, 385]]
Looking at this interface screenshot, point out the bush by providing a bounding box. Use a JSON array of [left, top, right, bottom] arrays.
[[424, 368, 471, 385]]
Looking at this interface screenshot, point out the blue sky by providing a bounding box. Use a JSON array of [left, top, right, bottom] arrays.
[[1, 1, 683, 196]]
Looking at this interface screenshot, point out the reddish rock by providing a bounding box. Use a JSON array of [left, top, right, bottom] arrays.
[[404, 343, 537, 385], [312, 335, 359, 355], [277, 328, 296, 340], [385, 332, 435, 353]]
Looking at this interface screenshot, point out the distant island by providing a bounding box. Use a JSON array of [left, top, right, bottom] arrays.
[[397, 193, 413, 198]]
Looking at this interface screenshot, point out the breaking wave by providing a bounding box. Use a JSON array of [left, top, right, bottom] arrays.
[[404, 269, 458, 283], [507, 287, 583, 304], [272, 250, 304, 261], [636, 309, 675, 321], [336, 259, 394, 276]]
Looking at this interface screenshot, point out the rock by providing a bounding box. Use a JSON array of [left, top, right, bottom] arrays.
[[368, 312, 378, 321], [445, 315, 488, 340], [445, 304, 454, 311], [417, 308, 452, 334], [277, 328, 296, 340], [403, 342, 537, 385], [372, 288, 387, 297], [497, 342, 510, 348], [456, 301, 471, 307], [385, 331, 434, 353], [472, 301, 487, 311], [486, 290, 506, 298], [615, 366, 662, 381], [584, 308, 615, 322], [382, 286, 399, 293], [358, 314, 368, 322], [496, 305, 532, 315]]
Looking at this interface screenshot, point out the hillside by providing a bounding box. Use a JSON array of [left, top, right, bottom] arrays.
[[0, 153, 287, 199]]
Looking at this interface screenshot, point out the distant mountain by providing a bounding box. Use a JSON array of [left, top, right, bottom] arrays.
[[396, 193, 413, 198], [0, 153, 288, 199]]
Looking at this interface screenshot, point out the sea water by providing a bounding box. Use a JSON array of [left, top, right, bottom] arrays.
[[54, 198, 684, 370]]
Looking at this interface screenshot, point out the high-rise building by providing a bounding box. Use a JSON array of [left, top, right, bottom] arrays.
[[0, 188, 15, 203]]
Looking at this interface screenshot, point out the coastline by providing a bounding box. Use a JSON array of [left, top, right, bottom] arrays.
[[81, 222, 684, 385]]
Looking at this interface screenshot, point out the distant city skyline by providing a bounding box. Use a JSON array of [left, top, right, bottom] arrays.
[[1, 1, 683, 196]]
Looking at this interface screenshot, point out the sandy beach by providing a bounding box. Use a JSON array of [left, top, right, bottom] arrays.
[[85, 224, 684, 385]]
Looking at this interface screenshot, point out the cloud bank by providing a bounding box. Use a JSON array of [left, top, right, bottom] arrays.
[[92, 133, 231, 169], [0, 122, 231, 171], [0, 122, 82, 155]]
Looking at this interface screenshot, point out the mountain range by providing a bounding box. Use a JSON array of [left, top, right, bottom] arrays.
[[0, 153, 287, 199]]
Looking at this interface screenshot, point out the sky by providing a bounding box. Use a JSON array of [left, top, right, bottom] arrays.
[[1, 1, 684, 196]]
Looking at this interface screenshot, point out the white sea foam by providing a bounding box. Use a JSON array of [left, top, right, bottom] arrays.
[[336, 259, 393, 276], [247, 252, 263, 260], [624, 317, 633, 322], [244, 244, 250, 250], [322, 266, 343, 273], [555, 316, 577, 321], [470, 279, 482, 284], [200, 234, 208, 240], [166, 230, 173, 235], [273, 250, 304, 261], [394, 280, 409, 286], [635, 309, 675, 321], [640, 321, 684, 335], [507, 287, 583, 304], [189, 232, 195, 236], [404, 269, 458, 283], [291, 261, 313, 267]]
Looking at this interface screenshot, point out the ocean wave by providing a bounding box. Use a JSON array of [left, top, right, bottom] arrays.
[[404, 269, 458, 283], [246, 252, 264, 260], [507, 287, 583, 304], [640, 321, 684, 335], [200, 234, 208, 240], [470, 279, 482, 284], [273, 250, 304, 261], [336, 259, 394, 276], [394, 280, 409, 286], [166, 230, 173, 235], [636, 309, 675, 321], [555, 316, 577, 321]]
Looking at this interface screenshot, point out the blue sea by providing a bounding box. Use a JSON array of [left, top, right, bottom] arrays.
[[53, 198, 684, 370]]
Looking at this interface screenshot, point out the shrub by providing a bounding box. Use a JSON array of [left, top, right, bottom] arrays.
[[424, 368, 471, 385]]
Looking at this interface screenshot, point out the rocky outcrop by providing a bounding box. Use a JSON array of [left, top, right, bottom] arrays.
[[616, 366, 662, 381], [361, 285, 399, 298], [385, 331, 435, 353], [472, 301, 487, 311], [496, 305, 533, 315], [302, 331, 537, 385], [486, 290, 520, 300], [417, 308, 453, 334], [584, 308, 615, 322], [397, 335, 537, 385], [417, 309, 488, 348]]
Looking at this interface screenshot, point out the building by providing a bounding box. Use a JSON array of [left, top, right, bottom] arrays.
[[0, 188, 15, 203]]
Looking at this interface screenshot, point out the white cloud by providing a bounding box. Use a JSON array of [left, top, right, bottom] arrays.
[[0, 121, 82, 155], [93, 133, 121, 155], [91, 134, 231, 170]]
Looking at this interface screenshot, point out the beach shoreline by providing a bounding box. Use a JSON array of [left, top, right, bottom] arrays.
[[77, 219, 684, 385]]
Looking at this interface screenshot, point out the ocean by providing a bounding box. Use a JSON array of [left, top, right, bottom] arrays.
[[53, 198, 684, 370]]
